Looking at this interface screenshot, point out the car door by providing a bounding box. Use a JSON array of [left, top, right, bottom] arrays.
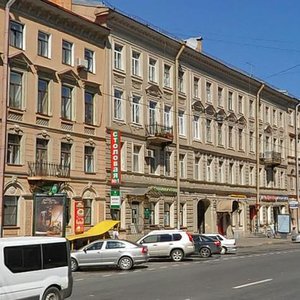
[[140, 235, 159, 256], [156, 234, 173, 256], [77, 241, 103, 265], [101, 241, 126, 265]]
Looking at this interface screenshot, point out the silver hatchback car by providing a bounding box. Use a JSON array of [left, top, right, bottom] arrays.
[[71, 239, 149, 271]]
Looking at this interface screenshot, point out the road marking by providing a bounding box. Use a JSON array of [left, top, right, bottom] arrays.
[[233, 278, 273, 289], [103, 274, 112, 277], [159, 266, 168, 269], [74, 278, 84, 281]]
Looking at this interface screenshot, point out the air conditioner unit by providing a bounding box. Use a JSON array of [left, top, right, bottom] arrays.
[[76, 58, 88, 69], [145, 149, 154, 159]]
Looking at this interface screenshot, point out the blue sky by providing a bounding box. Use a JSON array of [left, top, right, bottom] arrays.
[[76, 0, 300, 98]]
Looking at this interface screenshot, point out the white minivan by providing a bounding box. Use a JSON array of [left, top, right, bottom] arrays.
[[0, 236, 73, 300]]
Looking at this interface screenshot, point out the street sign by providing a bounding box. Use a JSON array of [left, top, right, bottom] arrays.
[[289, 200, 299, 209], [110, 189, 121, 209]]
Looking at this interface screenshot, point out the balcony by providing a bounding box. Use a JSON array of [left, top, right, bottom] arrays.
[[260, 151, 281, 166], [28, 162, 70, 180], [145, 123, 173, 145]]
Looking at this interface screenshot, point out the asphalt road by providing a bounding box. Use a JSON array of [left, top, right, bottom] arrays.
[[71, 243, 300, 300]]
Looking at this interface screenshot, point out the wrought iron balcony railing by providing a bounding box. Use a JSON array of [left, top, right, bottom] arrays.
[[145, 123, 173, 140], [28, 161, 70, 178], [260, 151, 281, 166]]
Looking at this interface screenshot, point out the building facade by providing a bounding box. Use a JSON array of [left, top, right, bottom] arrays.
[[0, 0, 109, 237]]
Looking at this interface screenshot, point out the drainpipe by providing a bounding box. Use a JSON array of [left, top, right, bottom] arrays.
[[255, 84, 264, 233], [0, 0, 17, 237], [295, 102, 300, 232], [174, 43, 185, 230]]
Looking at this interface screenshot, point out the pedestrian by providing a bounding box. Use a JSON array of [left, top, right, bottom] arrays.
[[112, 226, 119, 239]]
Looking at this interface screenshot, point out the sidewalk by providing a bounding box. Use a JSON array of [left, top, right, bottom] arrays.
[[236, 235, 292, 248]]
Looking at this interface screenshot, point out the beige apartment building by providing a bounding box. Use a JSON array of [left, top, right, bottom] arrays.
[[0, 0, 109, 237], [73, 2, 300, 238]]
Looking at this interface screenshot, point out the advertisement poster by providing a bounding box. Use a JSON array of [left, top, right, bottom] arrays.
[[277, 214, 290, 233], [111, 130, 121, 185], [74, 201, 85, 234], [33, 194, 66, 237]]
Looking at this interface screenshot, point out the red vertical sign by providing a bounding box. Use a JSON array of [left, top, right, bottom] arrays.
[[111, 130, 121, 185], [74, 201, 84, 234]]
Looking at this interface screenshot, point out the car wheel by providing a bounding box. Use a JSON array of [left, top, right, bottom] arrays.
[[119, 256, 133, 270], [199, 247, 211, 258], [42, 287, 62, 300], [71, 258, 79, 272], [220, 247, 227, 255], [171, 249, 184, 262]]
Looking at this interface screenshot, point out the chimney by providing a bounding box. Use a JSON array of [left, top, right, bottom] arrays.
[[48, 0, 72, 10], [196, 37, 203, 52]]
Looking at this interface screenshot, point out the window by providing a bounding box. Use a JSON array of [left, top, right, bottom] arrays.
[[61, 85, 72, 120], [38, 31, 50, 57], [179, 154, 186, 178], [229, 163, 234, 184], [10, 21, 23, 49], [84, 49, 94, 73], [193, 77, 199, 98], [149, 149, 158, 175], [206, 82, 211, 102], [164, 105, 172, 129], [249, 166, 255, 186], [193, 115, 200, 140], [3, 196, 18, 226], [42, 243, 68, 269], [206, 159, 213, 182], [238, 128, 243, 150], [266, 107, 270, 123], [62, 40, 73, 65], [249, 99, 254, 117], [228, 91, 233, 110], [239, 165, 244, 185], [228, 126, 233, 148], [273, 109, 277, 125], [36, 139, 48, 163], [121, 142, 127, 171], [133, 145, 142, 172], [132, 51, 140, 76], [164, 203, 170, 226], [164, 151, 171, 177], [249, 131, 254, 152], [113, 89, 123, 121], [218, 161, 224, 183], [106, 241, 126, 249], [61, 143, 71, 167], [279, 112, 283, 127], [9, 71, 22, 109], [149, 58, 157, 82], [194, 157, 200, 180], [37, 78, 49, 115], [132, 95, 141, 124], [218, 87, 223, 107], [84, 199, 92, 225], [178, 71, 184, 93], [238, 95, 243, 114], [206, 119, 211, 143], [85, 91, 94, 124], [149, 202, 156, 225], [7, 134, 21, 165], [84, 146, 94, 173], [217, 123, 223, 146], [164, 64, 171, 87], [114, 44, 123, 70], [149, 101, 158, 134], [178, 110, 185, 136], [87, 242, 103, 251]]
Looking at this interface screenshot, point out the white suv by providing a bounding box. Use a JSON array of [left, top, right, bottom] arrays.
[[136, 230, 195, 262]]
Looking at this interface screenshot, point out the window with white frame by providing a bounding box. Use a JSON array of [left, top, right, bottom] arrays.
[[62, 40, 73, 65], [149, 101, 158, 134], [10, 21, 24, 49], [3, 196, 19, 226], [178, 110, 185, 136], [149, 149, 159, 175], [149, 202, 156, 225], [273, 109, 277, 125], [228, 91, 233, 110], [238, 95, 243, 114], [149, 58, 157, 82], [206, 119, 211, 143], [132, 50, 140, 76], [206, 82, 211, 102], [9, 71, 23, 109], [83, 199, 92, 225], [239, 165, 244, 185], [85, 91, 94, 125], [193, 77, 199, 98], [85, 48, 94, 73], [193, 115, 200, 140], [217, 123, 223, 146], [178, 71, 184, 93], [38, 31, 50, 58], [179, 154, 186, 178], [114, 43, 123, 70], [218, 87, 223, 107], [61, 85, 72, 120], [164, 203, 170, 227], [61, 142, 71, 167], [229, 163, 234, 184], [206, 159, 213, 182], [218, 160, 224, 183], [121, 142, 127, 171], [164, 105, 172, 130], [249, 99, 254, 117], [279, 111, 283, 127], [249, 131, 254, 152], [164, 64, 171, 88], [113, 88, 124, 121], [249, 166, 255, 186], [228, 126, 233, 148], [194, 156, 200, 180], [37, 78, 49, 115], [265, 106, 270, 123], [7, 134, 21, 165], [238, 128, 243, 150], [132, 95, 141, 124], [84, 146, 94, 173], [164, 151, 172, 177], [133, 145, 142, 172]]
